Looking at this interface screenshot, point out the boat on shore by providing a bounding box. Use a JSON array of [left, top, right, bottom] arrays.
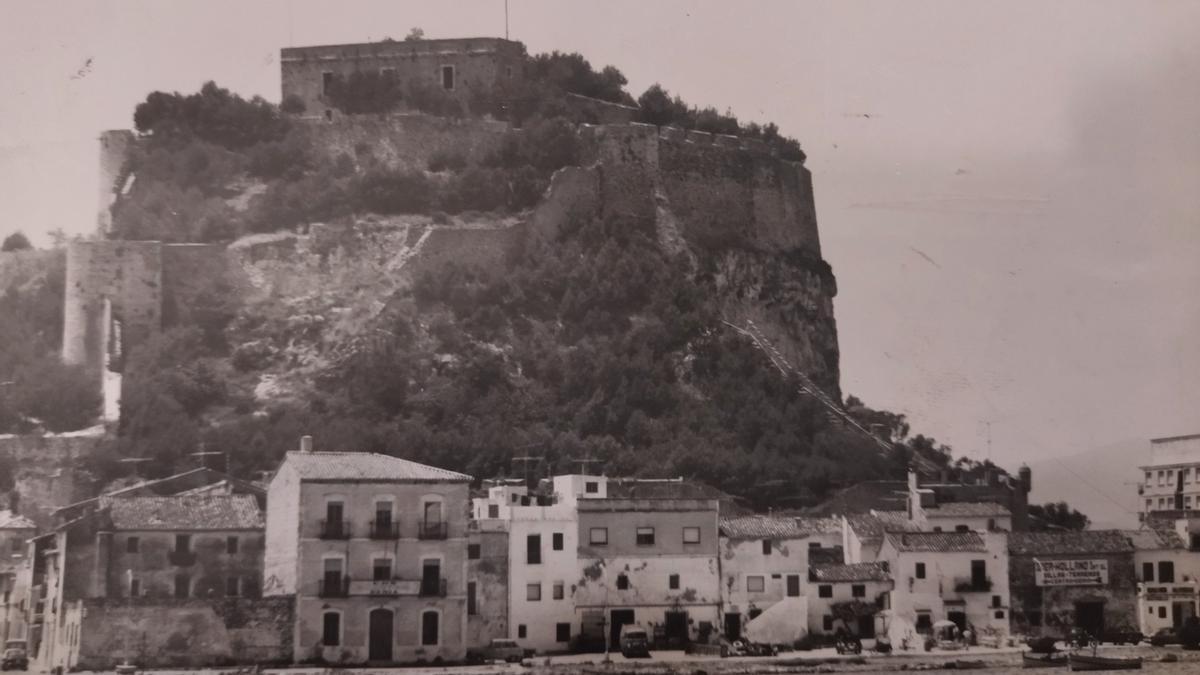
[[1067, 653, 1142, 671], [1022, 651, 1068, 668]]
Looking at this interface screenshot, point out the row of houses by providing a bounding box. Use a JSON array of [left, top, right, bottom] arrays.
[[4, 436, 1200, 668]]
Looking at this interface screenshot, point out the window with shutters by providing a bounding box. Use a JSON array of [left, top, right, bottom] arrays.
[[322, 611, 341, 646]]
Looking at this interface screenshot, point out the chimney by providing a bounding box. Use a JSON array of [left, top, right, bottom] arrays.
[[299, 435, 313, 453]]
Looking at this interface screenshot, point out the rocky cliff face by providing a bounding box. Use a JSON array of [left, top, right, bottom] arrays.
[[217, 120, 841, 401]]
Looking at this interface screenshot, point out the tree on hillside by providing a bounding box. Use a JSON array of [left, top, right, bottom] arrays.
[[1029, 501, 1091, 531], [1, 232, 31, 252], [405, 27, 425, 41], [133, 81, 288, 150]]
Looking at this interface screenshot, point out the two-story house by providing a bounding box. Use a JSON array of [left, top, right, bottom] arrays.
[[263, 438, 472, 664], [717, 515, 841, 643], [101, 495, 265, 599], [573, 477, 721, 651], [878, 531, 1011, 643], [805, 562, 894, 639]]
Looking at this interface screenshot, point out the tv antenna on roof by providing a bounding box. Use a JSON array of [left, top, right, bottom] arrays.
[[571, 457, 602, 475], [118, 457, 152, 478], [512, 455, 543, 486], [190, 450, 229, 475]]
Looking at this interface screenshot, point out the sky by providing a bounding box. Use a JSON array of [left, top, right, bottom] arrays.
[[3, 1, 1197, 484]]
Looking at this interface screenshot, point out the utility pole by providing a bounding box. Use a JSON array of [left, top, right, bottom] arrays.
[[505, 0, 510, 40]]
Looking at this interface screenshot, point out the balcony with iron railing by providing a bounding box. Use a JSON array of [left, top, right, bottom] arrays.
[[369, 519, 401, 540], [419, 578, 448, 597], [953, 577, 993, 593], [319, 519, 352, 540], [318, 575, 351, 598], [168, 549, 197, 567], [418, 521, 448, 540]]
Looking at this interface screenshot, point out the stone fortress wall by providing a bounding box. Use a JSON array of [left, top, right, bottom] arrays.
[[64, 113, 834, 412]]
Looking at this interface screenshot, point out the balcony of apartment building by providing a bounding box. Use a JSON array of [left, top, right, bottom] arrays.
[[418, 520, 449, 540], [318, 574, 352, 598], [321, 575, 448, 597], [320, 519, 352, 540], [953, 576, 994, 593], [369, 518, 401, 540]]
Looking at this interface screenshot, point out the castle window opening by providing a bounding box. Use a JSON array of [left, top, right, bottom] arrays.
[[322, 71, 334, 96], [683, 527, 701, 544], [226, 576, 240, 596], [126, 536, 139, 553], [441, 65, 455, 91], [617, 574, 629, 590]]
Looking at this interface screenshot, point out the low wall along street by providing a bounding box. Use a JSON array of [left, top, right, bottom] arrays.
[[73, 597, 295, 669]]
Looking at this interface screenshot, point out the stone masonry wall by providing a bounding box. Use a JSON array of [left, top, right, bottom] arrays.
[[0, 429, 112, 531], [300, 114, 510, 173], [74, 596, 295, 669]]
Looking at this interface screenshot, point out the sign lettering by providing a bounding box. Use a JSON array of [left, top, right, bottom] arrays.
[[1034, 559, 1108, 586]]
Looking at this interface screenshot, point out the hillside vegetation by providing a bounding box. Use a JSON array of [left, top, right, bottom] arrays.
[[1, 51, 999, 510]]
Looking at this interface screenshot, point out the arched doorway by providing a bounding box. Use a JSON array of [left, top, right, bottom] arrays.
[[368, 608, 394, 662]]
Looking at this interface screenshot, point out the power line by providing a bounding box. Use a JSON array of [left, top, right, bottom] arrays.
[[722, 318, 939, 474]]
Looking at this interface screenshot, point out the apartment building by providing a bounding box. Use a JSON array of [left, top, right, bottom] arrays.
[[263, 438, 472, 664], [471, 478, 580, 652], [1139, 434, 1200, 519], [0, 511, 35, 645]]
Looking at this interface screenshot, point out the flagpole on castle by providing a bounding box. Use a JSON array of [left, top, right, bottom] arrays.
[[505, 0, 510, 40]]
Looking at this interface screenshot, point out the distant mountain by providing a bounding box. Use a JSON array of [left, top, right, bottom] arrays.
[[1027, 439, 1147, 530]]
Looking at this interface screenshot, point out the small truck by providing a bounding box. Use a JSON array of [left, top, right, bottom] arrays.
[[466, 638, 527, 664]]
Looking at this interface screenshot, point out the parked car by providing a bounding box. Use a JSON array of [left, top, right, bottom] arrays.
[[1101, 629, 1144, 645], [725, 639, 777, 657], [1150, 627, 1180, 647], [0, 641, 28, 671], [466, 638, 525, 663], [619, 624, 651, 658]]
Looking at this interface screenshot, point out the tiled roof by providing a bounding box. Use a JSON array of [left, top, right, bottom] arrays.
[[105, 494, 264, 531], [720, 515, 841, 540], [805, 481, 908, 517], [1123, 528, 1185, 550], [925, 502, 1011, 517], [0, 510, 35, 530], [1008, 530, 1134, 556], [885, 531, 986, 553], [284, 451, 471, 482], [846, 511, 918, 539], [811, 562, 892, 583]]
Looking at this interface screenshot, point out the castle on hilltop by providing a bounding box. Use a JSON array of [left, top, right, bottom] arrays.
[[281, 37, 527, 120]]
